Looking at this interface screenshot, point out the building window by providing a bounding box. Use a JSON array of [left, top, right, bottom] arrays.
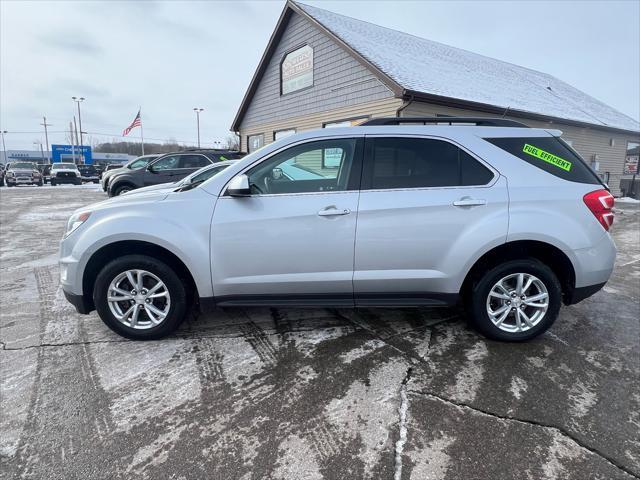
[[624, 141, 639, 174], [247, 134, 264, 153], [281, 45, 313, 95], [274, 129, 296, 141], [323, 116, 369, 128]]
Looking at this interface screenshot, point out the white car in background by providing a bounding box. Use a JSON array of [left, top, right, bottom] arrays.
[[50, 163, 82, 186]]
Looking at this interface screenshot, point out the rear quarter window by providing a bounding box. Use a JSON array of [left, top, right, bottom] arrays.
[[486, 136, 601, 185]]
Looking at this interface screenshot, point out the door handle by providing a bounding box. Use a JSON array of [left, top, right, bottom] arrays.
[[317, 207, 351, 216], [453, 197, 486, 207]]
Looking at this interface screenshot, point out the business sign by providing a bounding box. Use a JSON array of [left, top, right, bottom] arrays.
[[624, 154, 639, 175], [51, 144, 93, 164], [281, 45, 313, 95]]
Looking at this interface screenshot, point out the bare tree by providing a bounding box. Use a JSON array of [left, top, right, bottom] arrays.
[[225, 133, 240, 151]]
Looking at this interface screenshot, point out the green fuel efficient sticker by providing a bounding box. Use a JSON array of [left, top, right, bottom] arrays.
[[522, 144, 572, 171]]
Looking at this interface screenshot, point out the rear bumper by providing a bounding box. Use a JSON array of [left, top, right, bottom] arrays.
[[63, 289, 94, 314]]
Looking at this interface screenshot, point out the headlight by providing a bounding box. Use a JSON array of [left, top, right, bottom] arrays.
[[64, 211, 91, 238], [6, 171, 14, 177], [33, 172, 41, 177]]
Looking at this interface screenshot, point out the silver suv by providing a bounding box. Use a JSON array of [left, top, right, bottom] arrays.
[[59, 118, 616, 341]]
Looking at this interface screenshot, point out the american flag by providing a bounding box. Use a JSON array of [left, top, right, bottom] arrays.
[[122, 110, 142, 136]]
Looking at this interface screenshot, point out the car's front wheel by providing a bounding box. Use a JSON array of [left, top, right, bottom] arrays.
[[93, 255, 189, 340], [111, 183, 134, 196], [468, 259, 561, 341]]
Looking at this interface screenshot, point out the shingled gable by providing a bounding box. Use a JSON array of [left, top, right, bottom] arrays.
[[231, 1, 639, 134]]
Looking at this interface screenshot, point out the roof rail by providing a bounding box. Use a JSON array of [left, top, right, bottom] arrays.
[[360, 117, 529, 128]]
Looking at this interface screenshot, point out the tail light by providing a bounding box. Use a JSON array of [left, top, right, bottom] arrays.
[[583, 189, 614, 231]]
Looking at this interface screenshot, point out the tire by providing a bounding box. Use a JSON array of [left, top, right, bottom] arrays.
[[112, 183, 134, 196], [467, 259, 561, 341], [50, 180, 56, 186], [93, 254, 189, 340], [37, 180, 43, 187], [7, 182, 14, 187]]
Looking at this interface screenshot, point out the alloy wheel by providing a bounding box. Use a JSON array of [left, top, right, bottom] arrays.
[[486, 273, 549, 333], [107, 269, 171, 329]]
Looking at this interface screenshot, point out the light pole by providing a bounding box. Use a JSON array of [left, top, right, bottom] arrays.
[[1, 131, 7, 163], [193, 108, 204, 148], [72, 96, 85, 151]]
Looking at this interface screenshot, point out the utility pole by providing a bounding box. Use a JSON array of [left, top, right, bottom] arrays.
[[40, 116, 52, 163], [72, 96, 85, 150], [193, 108, 204, 148]]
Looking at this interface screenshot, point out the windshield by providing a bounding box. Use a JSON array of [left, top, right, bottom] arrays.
[[52, 163, 77, 169], [9, 162, 36, 169]]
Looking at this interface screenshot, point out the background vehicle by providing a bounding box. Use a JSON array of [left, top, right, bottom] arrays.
[[60, 119, 615, 342], [78, 165, 99, 183], [36, 164, 52, 183], [50, 162, 81, 186], [5, 161, 43, 186], [124, 160, 238, 196], [0, 164, 5, 186], [108, 150, 244, 197], [101, 155, 159, 192]]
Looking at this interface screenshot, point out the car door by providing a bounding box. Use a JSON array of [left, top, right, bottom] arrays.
[[210, 137, 363, 305], [353, 135, 509, 305], [175, 154, 212, 181], [144, 155, 181, 186]]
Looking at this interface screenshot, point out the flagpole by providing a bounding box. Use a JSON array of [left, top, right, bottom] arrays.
[[139, 106, 145, 155]]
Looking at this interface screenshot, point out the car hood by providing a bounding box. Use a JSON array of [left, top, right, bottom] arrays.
[[8, 169, 36, 174], [82, 188, 170, 213], [53, 168, 79, 173], [103, 167, 126, 179], [124, 181, 178, 196]]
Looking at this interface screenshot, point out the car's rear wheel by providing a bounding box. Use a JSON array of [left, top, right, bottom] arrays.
[[93, 255, 189, 340], [468, 259, 561, 341]]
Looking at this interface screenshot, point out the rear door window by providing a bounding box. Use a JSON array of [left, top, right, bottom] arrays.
[[362, 137, 494, 190], [486, 136, 601, 184], [178, 155, 210, 169]]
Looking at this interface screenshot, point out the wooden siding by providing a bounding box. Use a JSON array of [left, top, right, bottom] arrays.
[[402, 102, 640, 195], [240, 97, 402, 151], [240, 11, 394, 130]]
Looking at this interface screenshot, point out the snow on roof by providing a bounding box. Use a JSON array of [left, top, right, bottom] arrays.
[[297, 2, 640, 133]]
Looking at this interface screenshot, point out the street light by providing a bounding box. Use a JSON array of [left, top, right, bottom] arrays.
[[1, 130, 7, 163], [72, 96, 85, 151], [193, 108, 204, 148]]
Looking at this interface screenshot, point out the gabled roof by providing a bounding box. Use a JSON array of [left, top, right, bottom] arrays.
[[232, 1, 640, 133]]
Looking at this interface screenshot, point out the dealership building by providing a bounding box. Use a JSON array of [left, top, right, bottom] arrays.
[[232, 1, 640, 195]]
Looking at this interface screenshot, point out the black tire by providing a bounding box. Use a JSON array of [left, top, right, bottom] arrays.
[[112, 183, 134, 196], [7, 182, 14, 187], [50, 180, 56, 186], [93, 254, 189, 340], [467, 258, 562, 341]]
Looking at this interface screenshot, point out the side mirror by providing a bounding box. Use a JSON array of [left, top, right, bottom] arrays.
[[226, 174, 251, 196]]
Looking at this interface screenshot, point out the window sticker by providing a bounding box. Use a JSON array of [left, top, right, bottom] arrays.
[[522, 143, 572, 171]]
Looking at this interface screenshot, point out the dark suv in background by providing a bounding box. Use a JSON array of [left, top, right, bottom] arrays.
[[108, 150, 245, 196]]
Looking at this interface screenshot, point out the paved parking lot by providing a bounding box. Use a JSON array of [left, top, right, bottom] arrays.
[[1, 185, 638, 480]]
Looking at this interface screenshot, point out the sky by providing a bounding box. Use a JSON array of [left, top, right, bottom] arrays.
[[1, 0, 639, 151]]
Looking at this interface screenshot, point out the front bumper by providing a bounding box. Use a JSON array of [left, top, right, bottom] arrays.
[[53, 175, 81, 184], [63, 289, 94, 314]]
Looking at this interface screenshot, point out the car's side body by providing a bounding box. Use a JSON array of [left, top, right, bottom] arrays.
[[61, 125, 615, 328]]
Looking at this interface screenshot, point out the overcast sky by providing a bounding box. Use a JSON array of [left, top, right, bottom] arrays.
[[1, 0, 638, 151]]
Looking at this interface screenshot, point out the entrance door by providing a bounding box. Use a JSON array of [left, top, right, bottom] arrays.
[[211, 137, 363, 305]]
